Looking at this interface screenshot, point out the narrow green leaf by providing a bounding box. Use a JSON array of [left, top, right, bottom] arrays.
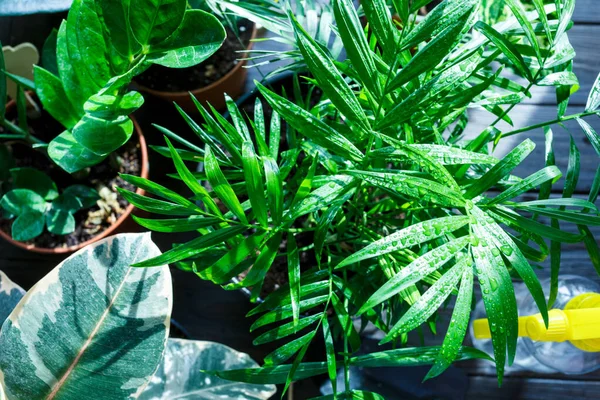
[[505, 0, 542, 61], [474, 21, 532, 81], [537, 71, 578, 87], [489, 165, 562, 205], [257, 82, 365, 163], [120, 173, 200, 211], [264, 332, 316, 366], [117, 188, 199, 216], [384, 258, 467, 341], [242, 142, 269, 227], [586, 73, 600, 112], [253, 98, 269, 157], [251, 295, 329, 331], [263, 157, 283, 226], [134, 225, 247, 267], [373, 145, 498, 166], [362, 0, 397, 62], [205, 146, 248, 224], [289, 175, 356, 220], [426, 265, 474, 380], [290, 12, 370, 130], [465, 139, 535, 199], [322, 317, 337, 394], [338, 215, 470, 268], [577, 118, 600, 157], [210, 362, 328, 385], [358, 236, 470, 314], [254, 314, 322, 345], [132, 215, 220, 233], [350, 345, 491, 368], [287, 233, 301, 329], [235, 231, 283, 289]]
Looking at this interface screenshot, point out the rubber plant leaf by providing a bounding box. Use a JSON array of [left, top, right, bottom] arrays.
[[0, 270, 24, 326], [0, 233, 172, 400], [138, 339, 276, 400]]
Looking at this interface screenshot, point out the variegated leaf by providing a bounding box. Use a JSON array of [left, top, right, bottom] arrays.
[[0, 271, 24, 326], [139, 339, 276, 400], [0, 233, 172, 400]]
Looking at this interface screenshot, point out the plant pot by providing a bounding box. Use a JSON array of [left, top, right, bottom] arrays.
[[135, 21, 258, 112], [0, 101, 149, 255]]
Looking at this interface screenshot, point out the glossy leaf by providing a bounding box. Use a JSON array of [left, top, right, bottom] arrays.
[[48, 131, 107, 174], [33, 66, 79, 129], [129, 0, 186, 46], [357, 236, 471, 314], [338, 215, 470, 268], [72, 115, 134, 156], [132, 215, 220, 233], [0, 233, 172, 400], [586, 73, 600, 111], [11, 210, 45, 241], [0, 270, 25, 325], [0, 189, 46, 215], [242, 142, 268, 227], [139, 339, 275, 400], [10, 167, 58, 201], [46, 208, 76, 235]]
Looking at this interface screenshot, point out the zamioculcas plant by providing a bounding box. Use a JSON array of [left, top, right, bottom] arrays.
[[125, 0, 600, 397], [2, 0, 226, 173], [0, 233, 275, 400]]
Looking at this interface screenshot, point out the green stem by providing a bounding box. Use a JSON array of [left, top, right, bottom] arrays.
[[502, 110, 599, 138]]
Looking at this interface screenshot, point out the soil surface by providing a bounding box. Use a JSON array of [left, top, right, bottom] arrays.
[[136, 19, 254, 92], [0, 108, 141, 249]]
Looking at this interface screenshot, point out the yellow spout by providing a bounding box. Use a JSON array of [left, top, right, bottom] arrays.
[[473, 293, 600, 352]]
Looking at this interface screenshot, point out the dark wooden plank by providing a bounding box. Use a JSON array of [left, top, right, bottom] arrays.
[[573, 0, 600, 24], [467, 376, 600, 400]]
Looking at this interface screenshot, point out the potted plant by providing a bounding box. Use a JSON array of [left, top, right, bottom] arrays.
[[0, 0, 227, 253], [0, 232, 276, 399], [125, 0, 600, 397], [134, 0, 259, 112]]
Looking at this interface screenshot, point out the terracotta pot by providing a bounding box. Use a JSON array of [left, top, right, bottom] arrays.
[[0, 112, 149, 255], [136, 23, 258, 112]]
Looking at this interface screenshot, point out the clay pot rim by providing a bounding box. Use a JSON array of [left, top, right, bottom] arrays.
[[135, 22, 259, 99], [0, 110, 149, 255]]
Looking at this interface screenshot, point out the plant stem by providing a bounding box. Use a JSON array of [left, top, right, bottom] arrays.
[[501, 110, 599, 138]]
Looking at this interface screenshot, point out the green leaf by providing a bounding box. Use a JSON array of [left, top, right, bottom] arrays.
[[399, 0, 478, 51], [120, 173, 201, 212], [474, 21, 532, 81], [289, 175, 356, 220], [388, 12, 473, 92], [0, 270, 25, 326], [33, 66, 79, 129], [580, 225, 600, 277], [321, 317, 337, 394], [209, 362, 328, 385], [465, 139, 535, 199], [257, 82, 364, 163], [384, 257, 467, 341], [362, 0, 397, 62], [134, 225, 247, 267], [0, 189, 46, 215], [344, 170, 465, 207], [338, 215, 470, 268], [251, 295, 329, 331], [357, 236, 471, 314], [537, 71, 578, 87], [51, 194, 83, 213], [46, 208, 76, 235], [205, 146, 248, 224], [554, 0, 575, 45], [63, 185, 99, 208], [505, 0, 542, 61], [372, 145, 499, 166], [254, 314, 322, 346], [147, 10, 226, 68], [117, 187, 201, 216], [586, 73, 600, 112], [97, 0, 141, 63], [48, 131, 107, 174], [132, 215, 220, 233], [10, 167, 58, 201], [164, 137, 222, 217], [263, 157, 283, 226], [139, 339, 276, 400], [242, 142, 269, 227], [11, 210, 45, 241], [577, 118, 600, 157], [287, 233, 301, 328], [488, 165, 562, 205], [471, 204, 548, 326], [350, 345, 491, 367], [0, 233, 171, 399], [290, 12, 370, 131], [72, 114, 134, 156], [264, 332, 316, 366], [471, 218, 518, 381], [55, 21, 87, 111], [129, 0, 186, 46], [333, 0, 380, 96], [426, 265, 474, 380], [83, 92, 144, 118], [233, 231, 283, 292]]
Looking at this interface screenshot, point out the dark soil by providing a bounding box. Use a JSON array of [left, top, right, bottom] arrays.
[[136, 19, 254, 92], [0, 108, 141, 249]]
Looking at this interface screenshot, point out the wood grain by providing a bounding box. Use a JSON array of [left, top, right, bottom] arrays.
[[467, 376, 600, 400]]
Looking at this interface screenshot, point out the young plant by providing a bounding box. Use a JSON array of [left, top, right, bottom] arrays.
[[126, 0, 600, 397], [0, 168, 98, 241], [0, 233, 275, 400], [1, 0, 226, 173]]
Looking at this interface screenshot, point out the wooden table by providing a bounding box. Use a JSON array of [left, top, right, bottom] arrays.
[[2, 2, 600, 398]]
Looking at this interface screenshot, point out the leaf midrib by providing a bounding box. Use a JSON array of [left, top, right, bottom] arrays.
[[46, 244, 143, 399]]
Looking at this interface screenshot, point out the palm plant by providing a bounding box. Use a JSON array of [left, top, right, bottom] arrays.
[[124, 0, 600, 397]]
